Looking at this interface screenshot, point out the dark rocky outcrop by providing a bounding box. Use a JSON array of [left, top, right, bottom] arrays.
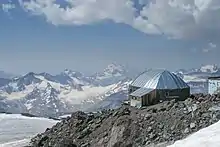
[[28, 94, 220, 147], [21, 113, 38, 117]]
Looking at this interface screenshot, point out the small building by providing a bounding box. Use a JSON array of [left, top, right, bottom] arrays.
[[128, 69, 190, 108], [208, 76, 220, 95]]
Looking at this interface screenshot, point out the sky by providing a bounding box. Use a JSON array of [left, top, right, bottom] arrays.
[[0, 0, 220, 75]]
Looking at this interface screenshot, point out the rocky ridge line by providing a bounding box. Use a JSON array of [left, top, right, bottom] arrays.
[[27, 94, 220, 147]]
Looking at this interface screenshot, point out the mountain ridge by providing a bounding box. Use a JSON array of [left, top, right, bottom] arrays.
[[0, 63, 131, 117]]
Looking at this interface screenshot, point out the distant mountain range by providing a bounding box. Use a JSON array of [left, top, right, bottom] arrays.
[[0, 63, 132, 117], [0, 63, 219, 117], [175, 64, 220, 94]]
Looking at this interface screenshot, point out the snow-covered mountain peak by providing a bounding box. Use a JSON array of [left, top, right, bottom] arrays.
[[21, 72, 37, 80], [44, 82, 52, 90], [0, 72, 41, 94], [0, 71, 65, 97], [94, 63, 127, 79], [44, 83, 59, 97], [63, 69, 83, 78], [200, 64, 218, 73], [103, 63, 126, 75], [90, 63, 129, 86]]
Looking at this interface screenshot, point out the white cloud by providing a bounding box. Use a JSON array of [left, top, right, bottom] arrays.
[[18, 0, 136, 25], [202, 42, 217, 53], [17, 0, 220, 40], [202, 48, 211, 53], [209, 42, 217, 48], [1, 3, 15, 13], [135, 0, 220, 39]]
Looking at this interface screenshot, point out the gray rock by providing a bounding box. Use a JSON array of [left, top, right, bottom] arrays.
[[113, 111, 118, 117], [147, 127, 153, 133], [190, 123, 196, 129], [149, 133, 157, 140], [145, 113, 152, 119], [81, 143, 90, 147], [158, 124, 164, 129], [184, 128, 190, 134]]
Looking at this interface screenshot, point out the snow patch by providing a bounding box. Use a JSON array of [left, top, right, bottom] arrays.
[[0, 114, 58, 145], [168, 120, 220, 147], [35, 75, 62, 90]]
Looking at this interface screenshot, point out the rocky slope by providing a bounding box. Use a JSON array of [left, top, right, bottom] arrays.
[[27, 94, 220, 147]]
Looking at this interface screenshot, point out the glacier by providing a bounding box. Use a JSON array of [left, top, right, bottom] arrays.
[[0, 113, 58, 147]]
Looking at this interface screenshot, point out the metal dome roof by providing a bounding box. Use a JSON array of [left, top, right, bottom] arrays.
[[130, 69, 189, 89]]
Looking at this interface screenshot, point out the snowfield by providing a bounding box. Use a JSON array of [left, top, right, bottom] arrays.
[[183, 75, 207, 83], [59, 84, 117, 104], [0, 139, 29, 147], [0, 114, 58, 147], [169, 120, 220, 147]]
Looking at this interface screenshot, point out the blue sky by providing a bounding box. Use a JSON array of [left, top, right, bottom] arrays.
[[0, 0, 220, 75]]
